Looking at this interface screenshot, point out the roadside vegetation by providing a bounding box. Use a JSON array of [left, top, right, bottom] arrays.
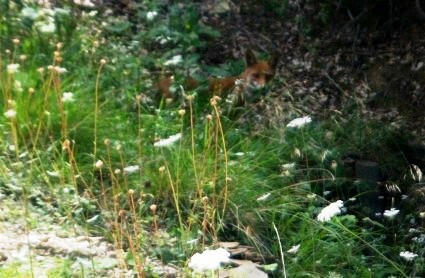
[[1, 1, 424, 277]]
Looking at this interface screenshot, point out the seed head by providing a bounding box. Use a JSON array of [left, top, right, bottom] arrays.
[[95, 160, 104, 169], [150, 204, 157, 213], [178, 109, 186, 116], [202, 196, 209, 204], [62, 139, 71, 151], [210, 95, 221, 106]]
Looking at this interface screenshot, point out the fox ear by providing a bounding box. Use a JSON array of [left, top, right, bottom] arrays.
[[245, 49, 258, 66], [268, 53, 280, 70]]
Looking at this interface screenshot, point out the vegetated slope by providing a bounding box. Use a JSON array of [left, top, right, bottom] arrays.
[[198, 0, 425, 151]]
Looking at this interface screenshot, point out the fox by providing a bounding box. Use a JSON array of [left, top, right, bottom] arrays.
[[157, 49, 279, 104]]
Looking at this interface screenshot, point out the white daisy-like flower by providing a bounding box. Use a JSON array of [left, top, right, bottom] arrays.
[[4, 109, 17, 118], [188, 248, 230, 273], [287, 116, 312, 128], [287, 244, 300, 254], [123, 165, 140, 175], [146, 11, 158, 21], [164, 55, 182, 66], [256, 193, 271, 202], [383, 208, 399, 219], [399, 251, 418, 261], [154, 133, 182, 147], [62, 92, 74, 102], [317, 200, 344, 222], [7, 63, 20, 74]]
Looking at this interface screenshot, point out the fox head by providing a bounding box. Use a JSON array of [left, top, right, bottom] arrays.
[[240, 49, 280, 91]]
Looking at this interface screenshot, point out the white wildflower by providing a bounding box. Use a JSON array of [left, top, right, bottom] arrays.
[[156, 36, 171, 45], [282, 163, 295, 170], [188, 248, 230, 273], [154, 133, 182, 147], [287, 116, 312, 128], [88, 10, 98, 17], [399, 251, 418, 261], [37, 19, 56, 33], [123, 165, 140, 175], [287, 244, 300, 254], [234, 152, 245, 156], [256, 193, 271, 202], [383, 208, 399, 219], [164, 55, 182, 66], [7, 63, 20, 74], [95, 160, 103, 169], [4, 109, 17, 118], [73, 0, 95, 7], [317, 200, 344, 222], [21, 7, 39, 19], [54, 66, 67, 74], [62, 92, 74, 102], [146, 11, 158, 21]]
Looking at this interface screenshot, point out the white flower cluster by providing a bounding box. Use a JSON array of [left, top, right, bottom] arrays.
[[7, 63, 20, 74], [317, 200, 344, 222], [146, 11, 158, 21], [287, 116, 312, 128], [73, 0, 95, 7], [188, 248, 230, 273], [123, 165, 139, 175], [164, 55, 182, 66], [21, 6, 70, 33], [383, 208, 399, 219], [4, 109, 17, 118], [62, 92, 74, 102], [399, 251, 418, 261], [154, 133, 182, 147]]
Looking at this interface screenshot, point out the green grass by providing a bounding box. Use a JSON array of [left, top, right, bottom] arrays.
[[0, 1, 424, 277]]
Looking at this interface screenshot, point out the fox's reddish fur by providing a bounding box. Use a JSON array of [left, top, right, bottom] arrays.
[[157, 49, 279, 100]]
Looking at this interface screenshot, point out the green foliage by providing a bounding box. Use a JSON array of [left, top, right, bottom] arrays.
[[0, 1, 423, 277]]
